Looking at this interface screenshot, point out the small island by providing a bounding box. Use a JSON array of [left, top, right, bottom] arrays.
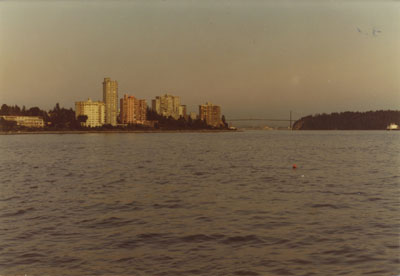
[[292, 110, 400, 130]]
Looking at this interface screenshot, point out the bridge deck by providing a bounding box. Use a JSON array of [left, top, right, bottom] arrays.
[[227, 118, 295, 122]]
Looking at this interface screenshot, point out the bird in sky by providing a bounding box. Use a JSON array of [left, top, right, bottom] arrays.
[[372, 27, 382, 36], [356, 27, 382, 37], [356, 27, 368, 35]]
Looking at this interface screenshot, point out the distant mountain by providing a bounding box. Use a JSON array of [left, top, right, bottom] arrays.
[[293, 110, 400, 130]]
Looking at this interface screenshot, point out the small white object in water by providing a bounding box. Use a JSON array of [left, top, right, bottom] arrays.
[[301, 175, 305, 178]]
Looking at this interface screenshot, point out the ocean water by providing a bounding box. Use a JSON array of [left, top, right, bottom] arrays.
[[0, 131, 399, 276]]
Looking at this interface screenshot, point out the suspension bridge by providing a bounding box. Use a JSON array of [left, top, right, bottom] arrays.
[[226, 112, 298, 129]]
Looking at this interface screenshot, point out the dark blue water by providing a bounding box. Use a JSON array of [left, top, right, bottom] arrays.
[[0, 131, 399, 275]]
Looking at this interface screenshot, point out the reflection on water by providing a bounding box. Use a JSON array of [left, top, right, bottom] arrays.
[[0, 131, 399, 275]]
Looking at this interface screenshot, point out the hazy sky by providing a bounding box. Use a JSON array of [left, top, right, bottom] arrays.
[[0, 0, 399, 120]]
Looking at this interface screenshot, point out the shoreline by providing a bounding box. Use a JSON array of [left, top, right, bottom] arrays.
[[1, 129, 394, 135], [0, 129, 239, 135]]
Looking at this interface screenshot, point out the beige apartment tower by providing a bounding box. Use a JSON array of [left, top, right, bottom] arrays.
[[178, 105, 187, 119], [75, 98, 105, 127], [199, 102, 222, 127], [152, 94, 181, 119], [103, 77, 118, 126]]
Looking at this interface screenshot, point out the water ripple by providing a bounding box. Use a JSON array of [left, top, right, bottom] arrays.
[[0, 131, 398, 276]]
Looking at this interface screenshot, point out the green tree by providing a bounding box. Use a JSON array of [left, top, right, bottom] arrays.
[[221, 115, 228, 128], [77, 115, 88, 126], [0, 104, 10, 115], [0, 117, 17, 131], [49, 104, 79, 129]]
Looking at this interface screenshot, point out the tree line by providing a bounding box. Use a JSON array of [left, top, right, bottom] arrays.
[[292, 110, 400, 130], [0, 103, 229, 131], [146, 108, 228, 130]]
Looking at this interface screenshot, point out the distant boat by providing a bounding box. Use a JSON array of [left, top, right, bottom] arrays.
[[387, 123, 399, 130]]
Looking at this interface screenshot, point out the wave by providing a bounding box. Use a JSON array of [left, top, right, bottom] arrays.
[[85, 216, 135, 229], [221, 235, 264, 245], [0, 207, 35, 218], [0, 195, 21, 202], [310, 204, 348, 209]]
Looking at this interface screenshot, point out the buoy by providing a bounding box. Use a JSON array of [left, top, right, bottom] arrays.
[[292, 164, 297, 169]]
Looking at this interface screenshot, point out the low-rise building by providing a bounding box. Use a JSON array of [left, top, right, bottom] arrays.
[[0, 115, 44, 128], [387, 123, 399, 130], [75, 98, 105, 127], [199, 102, 222, 127]]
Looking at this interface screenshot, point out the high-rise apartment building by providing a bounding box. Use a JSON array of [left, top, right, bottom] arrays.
[[120, 94, 147, 124], [199, 102, 222, 127], [189, 112, 197, 121], [178, 105, 187, 119], [136, 99, 147, 123], [75, 98, 105, 127], [103, 77, 118, 126], [152, 94, 181, 119]]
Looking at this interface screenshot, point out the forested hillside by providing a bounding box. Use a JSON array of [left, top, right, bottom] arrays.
[[293, 110, 400, 130]]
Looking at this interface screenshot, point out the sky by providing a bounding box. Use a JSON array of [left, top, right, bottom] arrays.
[[0, 0, 399, 121]]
